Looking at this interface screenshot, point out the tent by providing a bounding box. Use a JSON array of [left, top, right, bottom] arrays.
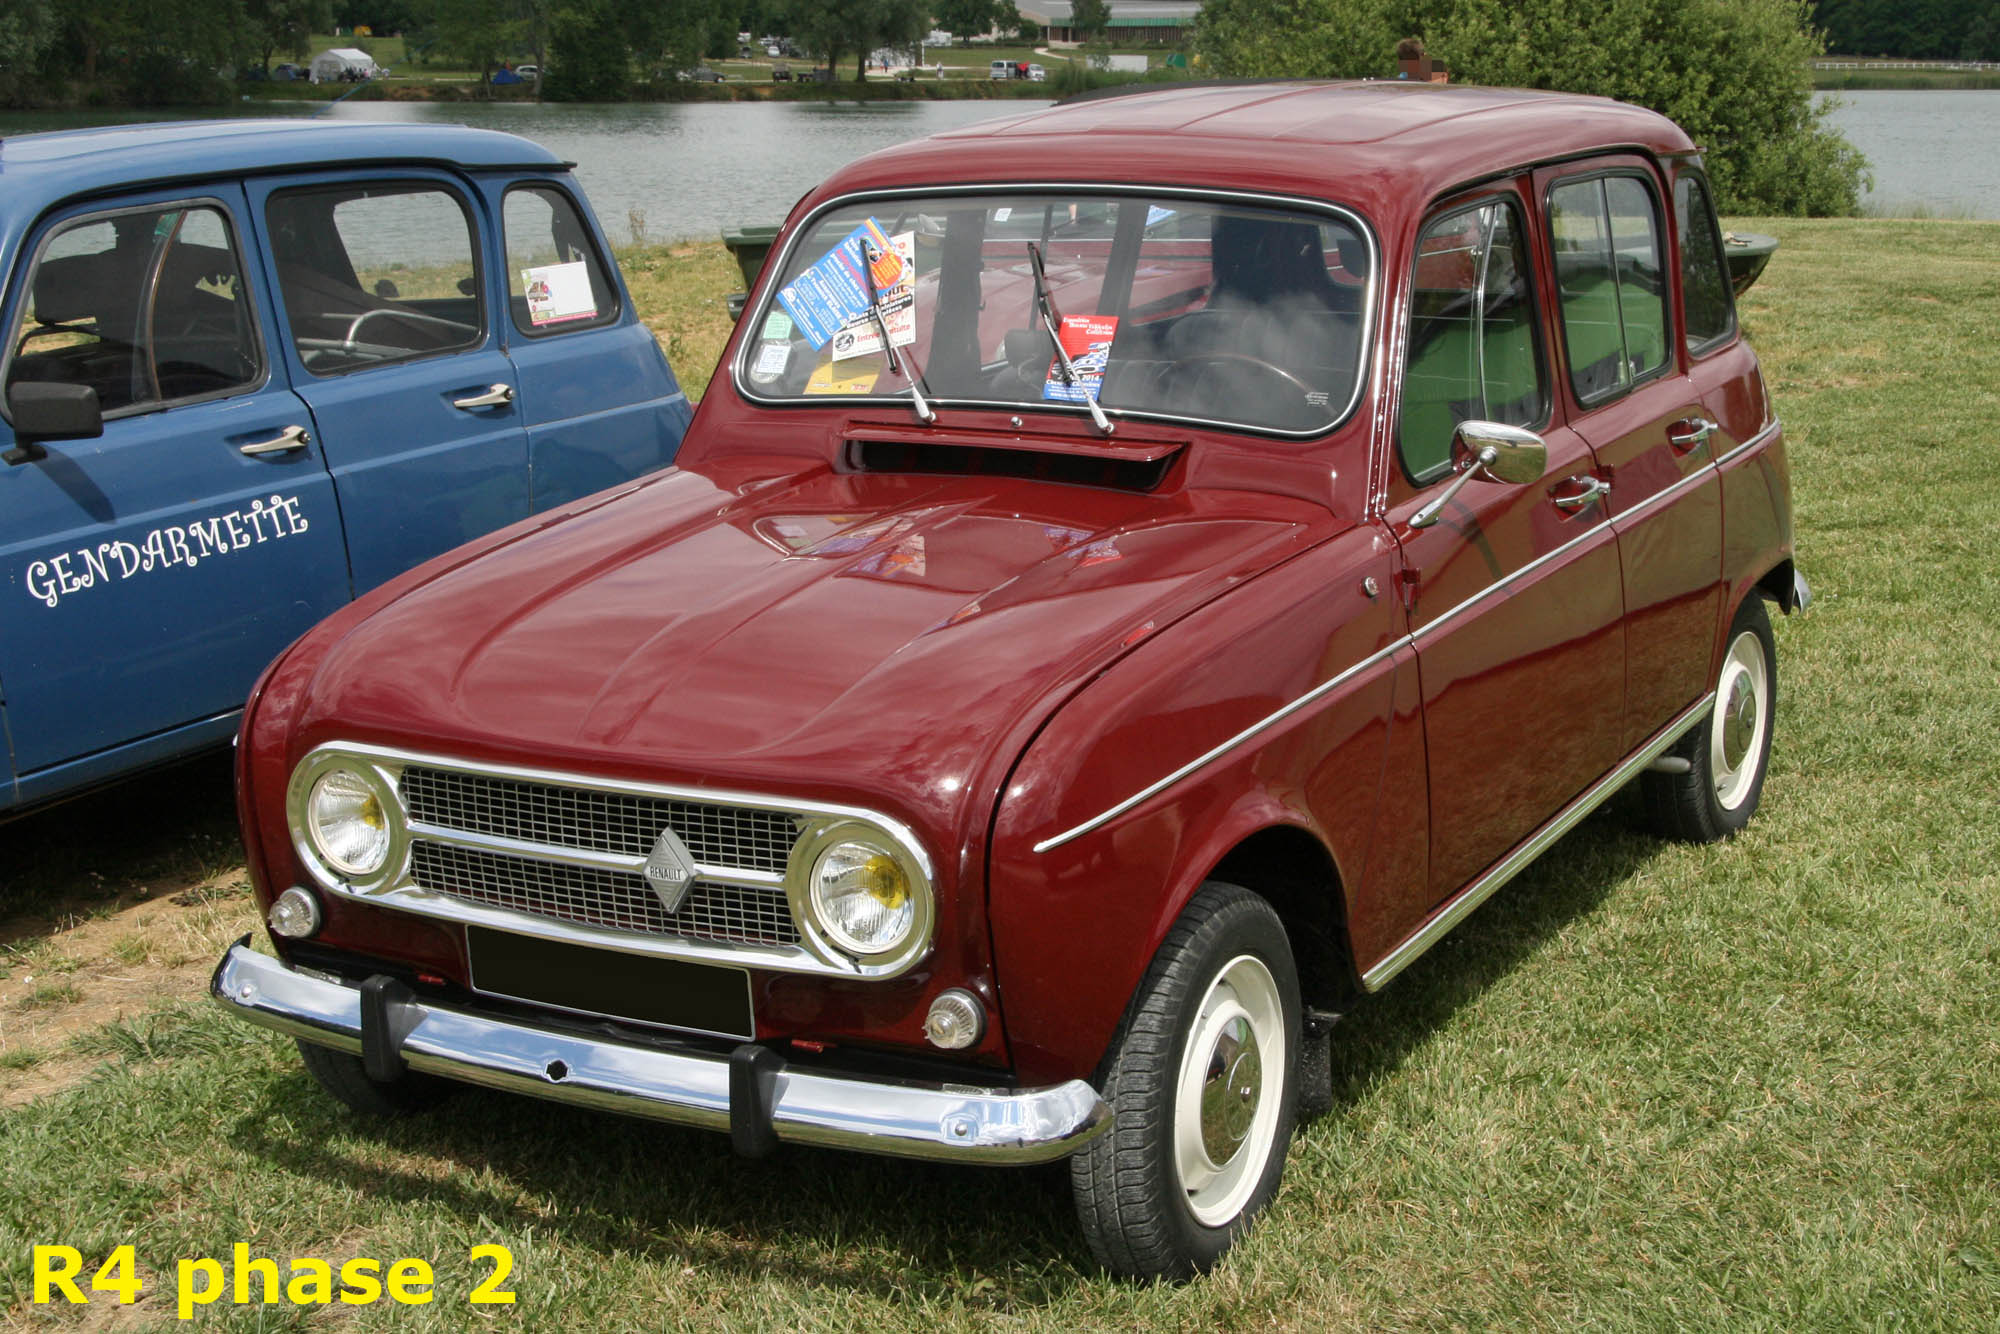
[[309, 48, 379, 83]]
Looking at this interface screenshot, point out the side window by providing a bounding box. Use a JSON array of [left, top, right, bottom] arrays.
[[5, 202, 261, 417], [1549, 175, 1670, 404], [502, 185, 618, 336], [1675, 174, 1735, 354], [1399, 199, 1549, 480], [267, 184, 483, 375]]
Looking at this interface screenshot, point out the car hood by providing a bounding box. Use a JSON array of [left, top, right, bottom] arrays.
[[295, 458, 1336, 858]]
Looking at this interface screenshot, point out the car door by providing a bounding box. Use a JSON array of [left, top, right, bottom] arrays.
[[1541, 165, 1721, 752], [245, 170, 530, 593], [485, 178, 690, 512], [1386, 188, 1627, 914], [0, 188, 350, 796]]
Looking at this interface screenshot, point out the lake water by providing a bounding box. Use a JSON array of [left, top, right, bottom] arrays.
[[3, 90, 1994, 238]]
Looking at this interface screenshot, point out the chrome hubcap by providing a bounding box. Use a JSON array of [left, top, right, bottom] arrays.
[[1174, 954, 1286, 1227], [1722, 678, 1757, 772], [1199, 1016, 1263, 1164], [1710, 627, 1770, 811]]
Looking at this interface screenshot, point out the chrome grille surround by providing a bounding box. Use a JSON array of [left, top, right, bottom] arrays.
[[284, 742, 935, 979]]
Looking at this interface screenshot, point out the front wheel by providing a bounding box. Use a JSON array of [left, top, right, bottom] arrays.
[[1071, 882, 1300, 1281], [1643, 594, 1777, 842]]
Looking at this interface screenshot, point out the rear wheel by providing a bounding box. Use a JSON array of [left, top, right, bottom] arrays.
[[1071, 882, 1300, 1281], [295, 1039, 453, 1117], [1644, 595, 1777, 842]]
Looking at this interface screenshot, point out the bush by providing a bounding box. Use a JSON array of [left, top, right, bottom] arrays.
[[1193, 0, 1868, 215]]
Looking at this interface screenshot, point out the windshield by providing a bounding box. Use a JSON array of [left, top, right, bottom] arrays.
[[737, 191, 1375, 436]]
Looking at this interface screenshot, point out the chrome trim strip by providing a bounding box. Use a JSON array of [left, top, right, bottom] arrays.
[[1033, 637, 1407, 853], [1409, 516, 1613, 645], [213, 943, 1112, 1165], [731, 182, 1381, 442], [1710, 417, 1781, 471], [289, 741, 936, 980], [1611, 456, 1712, 527], [1360, 692, 1715, 992]]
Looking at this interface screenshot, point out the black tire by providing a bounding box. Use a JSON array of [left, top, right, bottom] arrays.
[[294, 1039, 454, 1117], [1071, 882, 1301, 1281], [1643, 595, 1777, 842]]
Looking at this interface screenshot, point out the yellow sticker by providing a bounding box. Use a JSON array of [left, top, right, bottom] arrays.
[[803, 353, 882, 395]]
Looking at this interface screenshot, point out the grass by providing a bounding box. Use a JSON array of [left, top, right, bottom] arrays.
[[3, 219, 2000, 1328]]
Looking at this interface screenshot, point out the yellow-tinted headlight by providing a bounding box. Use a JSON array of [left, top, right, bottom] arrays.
[[809, 839, 916, 956], [305, 766, 391, 877]]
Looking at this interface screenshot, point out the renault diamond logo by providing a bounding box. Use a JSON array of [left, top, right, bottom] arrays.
[[642, 827, 696, 913]]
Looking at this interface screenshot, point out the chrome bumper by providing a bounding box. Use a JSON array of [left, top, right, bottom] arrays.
[[210, 942, 1110, 1164]]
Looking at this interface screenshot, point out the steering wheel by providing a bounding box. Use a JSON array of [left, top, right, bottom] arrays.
[[1175, 351, 1319, 398]]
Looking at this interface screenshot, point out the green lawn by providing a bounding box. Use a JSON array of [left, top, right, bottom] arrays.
[[3, 219, 1999, 1329]]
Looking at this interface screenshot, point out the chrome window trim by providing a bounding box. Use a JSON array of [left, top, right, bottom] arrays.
[[286, 741, 936, 980], [731, 182, 1381, 442]]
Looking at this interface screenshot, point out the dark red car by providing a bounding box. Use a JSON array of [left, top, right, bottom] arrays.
[[215, 83, 1806, 1279]]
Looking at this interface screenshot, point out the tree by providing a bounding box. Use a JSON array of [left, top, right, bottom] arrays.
[[934, 0, 997, 44], [1071, 0, 1111, 42], [1193, 0, 1868, 215], [779, 0, 924, 80], [244, 0, 333, 71]]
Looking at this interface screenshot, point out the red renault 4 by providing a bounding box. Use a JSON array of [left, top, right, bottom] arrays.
[[215, 83, 1806, 1279]]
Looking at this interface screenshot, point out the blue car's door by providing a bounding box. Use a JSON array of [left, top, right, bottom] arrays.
[[483, 177, 690, 510], [0, 187, 351, 799], [244, 169, 531, 592]]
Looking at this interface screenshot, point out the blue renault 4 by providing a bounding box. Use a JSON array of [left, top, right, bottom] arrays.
[[0, 120, 692, 815]]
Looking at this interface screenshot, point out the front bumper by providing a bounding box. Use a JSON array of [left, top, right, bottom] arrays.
[[211, 942, 1110, 1164]]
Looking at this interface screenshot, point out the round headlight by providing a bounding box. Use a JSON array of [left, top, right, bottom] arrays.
[[306, 766, 392, 877], [809, 839, 916, 957]]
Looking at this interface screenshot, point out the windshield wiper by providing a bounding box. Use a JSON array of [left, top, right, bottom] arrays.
[[1026, 242, 1114, 436], [861, 240, 934, 424]]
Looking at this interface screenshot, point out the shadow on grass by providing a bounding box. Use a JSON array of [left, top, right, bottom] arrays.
[[214, 791, 1678, 1300]]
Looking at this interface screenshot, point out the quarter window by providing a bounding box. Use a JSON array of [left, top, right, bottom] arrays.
[[503, 185, 619, 336], [267, 184, 483, 375], [1399, 199, 1549, 480], [1675, 174, 1734, 353], [5, 203, 261, 417], [1549, 175, 1670, 403]]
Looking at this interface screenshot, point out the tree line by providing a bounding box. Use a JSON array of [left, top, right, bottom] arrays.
[[1811, 0, 2000, 61]]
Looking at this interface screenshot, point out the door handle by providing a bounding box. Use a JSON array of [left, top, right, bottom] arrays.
[[1551, 475, 1611, 511], [1666, 417, 1717, 452], [238, 425, 311, 456], [453, 383, 515, 409]]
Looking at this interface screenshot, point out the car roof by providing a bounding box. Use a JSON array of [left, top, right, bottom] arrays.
[[804, 81, 1696, 226], [0, 119, 566, 233]]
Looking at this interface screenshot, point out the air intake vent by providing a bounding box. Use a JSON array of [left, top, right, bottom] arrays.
[[849, 439, 1175, 492]]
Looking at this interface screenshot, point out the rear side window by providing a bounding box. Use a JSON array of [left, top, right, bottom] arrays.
[[1675, 174, 1735, 354], [1399, 199, 1549, 481], [5, 202, 262, 417], [266, 184, 484, 375], [503, 185, 619, 336], [1549, 175, 1670, 404]]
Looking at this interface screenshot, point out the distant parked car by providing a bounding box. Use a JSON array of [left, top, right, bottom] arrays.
[[681, 66, 724, 83], [771, 63, 792, 81], [515, 63, 540, 78], [1027, 63, 1046, 81], [989, 59, 1011, 79], [0, 120, 692, 815]]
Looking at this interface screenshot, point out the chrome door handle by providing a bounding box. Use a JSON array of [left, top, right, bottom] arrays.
[[238, 425, 311, 456], [1551, 475, 1611, 510], [1666, 417, 1717, 452], [452, 383, 515, 409]]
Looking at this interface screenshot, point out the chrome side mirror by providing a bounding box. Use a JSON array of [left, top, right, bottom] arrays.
[[1409, 420, 1548, 529]]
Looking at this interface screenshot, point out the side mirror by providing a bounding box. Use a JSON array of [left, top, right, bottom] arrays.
[[1410, 420, 1548, 529], [5, 382, 104, 465]]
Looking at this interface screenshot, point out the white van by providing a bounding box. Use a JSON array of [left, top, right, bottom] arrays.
[[989, 60, 1011, 79]]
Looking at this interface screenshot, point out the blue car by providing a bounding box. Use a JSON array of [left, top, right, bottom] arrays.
[[0, 120, 692, 815]]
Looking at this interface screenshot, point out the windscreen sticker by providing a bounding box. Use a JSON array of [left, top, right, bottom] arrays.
[[854, 535, 927, 580], [522, 260, 597, 326], [760, 310, 795, 341], [803, 353, 883, 396], [776, 218, 905, 350], [1145, 205, 1178, 228], [1043, 314, 1119, 403], [23, 493, 312, 610], [829, 231, 915, 362], [753, 342, 792, 377]]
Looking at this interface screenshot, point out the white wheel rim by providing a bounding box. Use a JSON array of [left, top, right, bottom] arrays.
[[1710, 628, 1770, 811], [1172, 954, 1286, 1227]]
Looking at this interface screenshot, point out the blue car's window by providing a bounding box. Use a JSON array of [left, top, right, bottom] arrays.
[[267, 184, 483, 376], [5, 202, 262, 418], [503, 185, 618, 337]]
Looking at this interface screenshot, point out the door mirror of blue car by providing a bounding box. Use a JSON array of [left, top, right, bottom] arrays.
[[5, 382, 103, 463]]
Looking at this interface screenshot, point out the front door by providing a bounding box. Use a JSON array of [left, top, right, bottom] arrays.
[[1387, 189, 1627, 919], [0, 189, 350, 787]]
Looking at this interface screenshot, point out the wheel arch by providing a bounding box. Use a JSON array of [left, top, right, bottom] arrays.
[[1206, 823, 1361, 1019]]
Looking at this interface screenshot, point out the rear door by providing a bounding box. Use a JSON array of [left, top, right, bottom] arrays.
[[246, 170, 530, 593], [486, 177, 689, 511], [0, 187, 349, 792]]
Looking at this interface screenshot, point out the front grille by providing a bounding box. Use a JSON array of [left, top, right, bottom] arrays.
[[409, 840, 800, 948], [401, 765, 800, 873]]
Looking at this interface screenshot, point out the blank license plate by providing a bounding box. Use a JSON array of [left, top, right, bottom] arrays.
[[467, 926, 754, 1040]]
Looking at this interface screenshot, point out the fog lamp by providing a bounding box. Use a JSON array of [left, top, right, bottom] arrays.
[[268, 886, 322, 940], [924, 989, 985, 1050], [809, 839, 915, 957]]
